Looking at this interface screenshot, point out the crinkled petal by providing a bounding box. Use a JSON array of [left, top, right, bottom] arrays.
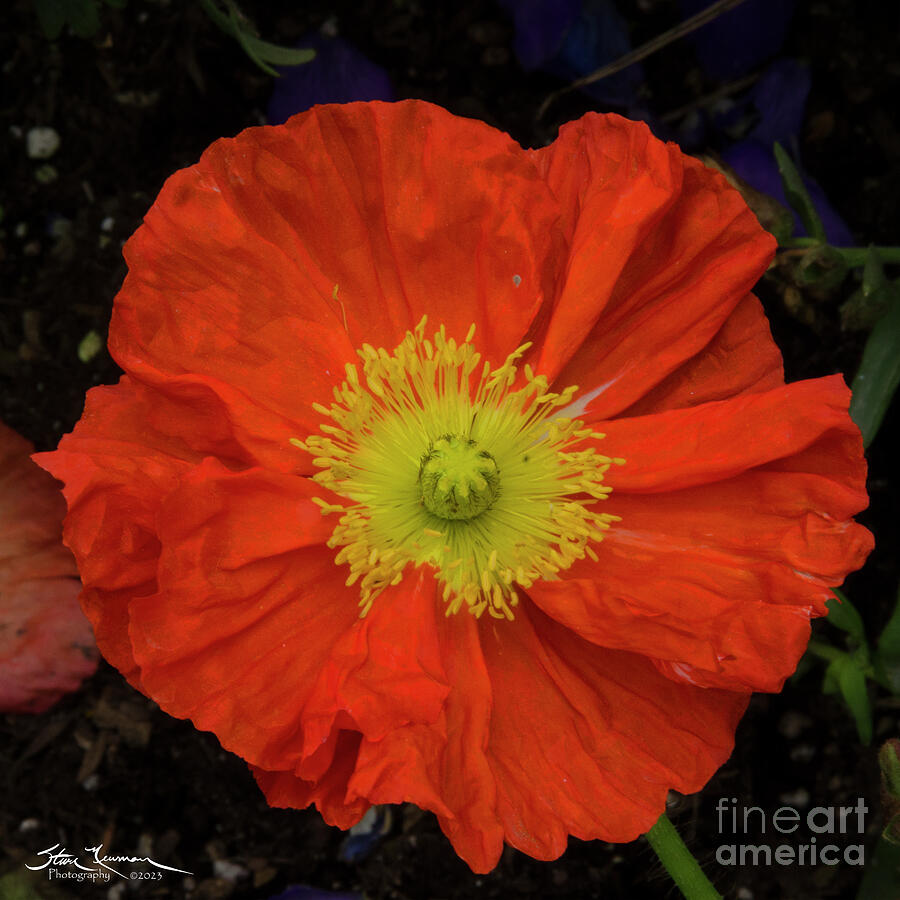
[[479, 604, 747, 860], [113, 100, 562, 458], [597, 376, 863, 493], [528, 113, 775, 410], [347, 608, 502, 869], [128, 460, 448, 771], [34, 378, 200, 684], [620, 292, 784, 416], [530, 379, 872, 692], [331, 601, 745, 871], [254, 730, 369, 830]]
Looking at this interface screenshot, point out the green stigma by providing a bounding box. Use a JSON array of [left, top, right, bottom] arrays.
[[418, 434, 500, 520]]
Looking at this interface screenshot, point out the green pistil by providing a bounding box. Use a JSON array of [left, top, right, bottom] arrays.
[[418, 434, 500, 520]]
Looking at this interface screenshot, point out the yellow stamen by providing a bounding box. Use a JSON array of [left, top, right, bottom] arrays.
[[294, 319, 622, 620]]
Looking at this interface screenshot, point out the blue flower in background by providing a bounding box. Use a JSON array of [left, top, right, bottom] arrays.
[[498, 0, 641, 106], [720, 60, 853, 245], [679, 0, 796, 80], [268, 888, 363, 900], [268, 31, 394, 125]]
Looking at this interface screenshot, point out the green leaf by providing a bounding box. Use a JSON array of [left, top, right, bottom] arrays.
[[874, 585, 900, 694], [794, 243, 848, 290], [827, 656, 873, 745], [240, 33, 315, 67], [198, 0, 315, 76], [65, 0, 100, 38], [34, 0, 101, 39], [856, 831, 900, 899], [850, 248, 900, 447], [34, 0, 68, 39], [826, 589, 867, 644], [879, 741, 900, 799], [773, 142, 827, 244]]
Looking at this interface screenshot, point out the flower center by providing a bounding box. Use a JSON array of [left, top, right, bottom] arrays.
[[418, 435, 500, 520], [294, 316, 623, 621]]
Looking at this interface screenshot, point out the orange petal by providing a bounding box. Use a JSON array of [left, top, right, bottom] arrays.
[[479, 603, 747, 859], [128, 460, 448, 771], [347, 609, 503, 870], [254, 730, 369, 831], [113, 100, 561, 435], [530, 113, 775, 406], [529, 394, 872, 692], [620, 292, 784, 417], [341, 602, 746, 871], [598, 376, 864, 493], [34, 378, 196, 685]]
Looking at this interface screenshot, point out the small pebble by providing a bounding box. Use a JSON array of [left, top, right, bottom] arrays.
[[778, 787, 810, 807], [789, 743, 816, 763], [81, 773, 100, 791], [18, 817, 40, 832], [26, 126, 61, 159], [779, 710, 812, 739], [34, 164, 58, 184], [212, 860, 247, 883]]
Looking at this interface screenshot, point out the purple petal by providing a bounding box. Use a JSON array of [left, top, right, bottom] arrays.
[[268, 888, 363, 900], [679, 0, 796, 80], [267, 33, 394, 126], [723, 140, 854, 246], [497, 0, 582, 70], [547, 0, 641, 106]]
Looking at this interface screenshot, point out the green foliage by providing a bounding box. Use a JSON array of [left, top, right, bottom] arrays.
[[33, 0, 315, 78], [874, 586, 900, 694], [197, 0, 315, 76], [822, 652, 873, 745], [773, 142, 826, 243], [33, 0, 124, 40], [811, 587, 900, 746], [808, 592, 874, 745], [850, 249, 900, 447], [770, 145, 900, 448], [826, 590, 866, 644]]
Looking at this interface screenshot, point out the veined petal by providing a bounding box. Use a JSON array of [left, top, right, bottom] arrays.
[[113, 100, 562, 446], [480, 604, 747, 858], [347, 609, 503, 870], [129, 460, 448, 771], [620, 292, 784, 416], [529, 417, 872, 691], [598, 376, 863, 493], [530, 113, 775, 406], [340, 601, 745, 871]]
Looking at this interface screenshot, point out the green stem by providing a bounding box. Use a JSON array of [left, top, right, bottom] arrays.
[[805, 639, 848, 663], [645, 813, 722, 900], [783, 239, 900, 266]]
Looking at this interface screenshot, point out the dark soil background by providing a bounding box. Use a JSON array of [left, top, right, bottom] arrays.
[[1, 1, 899, 898]]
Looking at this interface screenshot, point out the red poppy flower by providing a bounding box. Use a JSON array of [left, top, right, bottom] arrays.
[[35, 101, 872, 872], [0, 421, 97, 713]]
